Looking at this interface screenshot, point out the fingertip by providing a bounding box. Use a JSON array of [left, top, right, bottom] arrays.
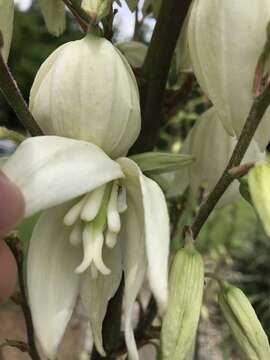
[[0, 172, 25, 237], [0, 240, 17, 304]]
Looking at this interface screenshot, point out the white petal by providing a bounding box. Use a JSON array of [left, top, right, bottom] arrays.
[[27, 203, 81, 359], [80, 241, 122, 356], [0, 0, 14, 62], [2, 136, 123, 217], [139, 175, 170, 314], [119, 199, 147, 360], [119, 158, 170, 314], [38, 0, 66, 36]]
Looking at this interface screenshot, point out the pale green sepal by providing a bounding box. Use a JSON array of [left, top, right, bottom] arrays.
[[218, 283, 270, 360], [239, 176, 252, 205], [38, 0, 66, 36], [81, 0, 112, 22], [248, 162, 270, 236], [0, 0, 14, 62], [130, 152, 194, 175], [161, 244, 204, 360]]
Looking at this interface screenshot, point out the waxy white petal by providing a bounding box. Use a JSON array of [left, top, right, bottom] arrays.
[[0, 0, 14, 62], [120, 199, 147, 360], [27, 203, 81, 359], [38, 0, 66, 36], [2, 136, 123, 217], [140, 175, 169, 314], [119, 158, 169, 314], [80, 241, 122, 356]]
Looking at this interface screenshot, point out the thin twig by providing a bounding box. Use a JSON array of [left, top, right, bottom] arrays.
[[191, 83, 270, 238], [0, 35, 42, 137], [131, 0, 193, 153], [62, 0, 89, 32], [6, 235, 40, 360]]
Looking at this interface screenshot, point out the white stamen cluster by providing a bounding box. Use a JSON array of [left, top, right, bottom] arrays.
[[63, 181, 127, 277]]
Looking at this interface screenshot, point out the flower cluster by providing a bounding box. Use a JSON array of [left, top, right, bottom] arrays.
[[2, 32, 170, 360]]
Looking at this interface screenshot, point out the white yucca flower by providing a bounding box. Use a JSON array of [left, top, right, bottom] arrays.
[[30, 33, 141, 159], [0, 0, 14, 62], [187, 0, 270, 150], [3, 33, 169, 360], [168, 108, 265, 207]]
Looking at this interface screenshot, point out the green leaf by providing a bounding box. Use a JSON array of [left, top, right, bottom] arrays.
[[130, 152, 194, 175]]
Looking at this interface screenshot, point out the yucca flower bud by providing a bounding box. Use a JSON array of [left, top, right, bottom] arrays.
[[117, 41, 147, 68], [0, 0, 14, 62], [161, 241, 204, 360], [248, 162, 270, 236], [38, 0, 66, 37], [81, 0, 112, 23], [29, 33, 141, 159], [187, 0, 270, 150], [167, 108, 265, 207], [218, 282, 270, 360]]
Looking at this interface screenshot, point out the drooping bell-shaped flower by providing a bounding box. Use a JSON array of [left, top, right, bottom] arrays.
[[37, 0, 66, 36], [117, 41, 147, 68], [187, 0, 270, 150], [0, 0, 14, 62], [168, 108, 265, 207], [30, 33, 141, 159]]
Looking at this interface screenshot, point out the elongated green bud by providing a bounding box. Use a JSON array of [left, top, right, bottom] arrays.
[[130, 152, 194, 175], [218, 283, 270, 360], [161, 242, 204, 360], [81, 0, 112, 22], [248, 162, 270, 236]]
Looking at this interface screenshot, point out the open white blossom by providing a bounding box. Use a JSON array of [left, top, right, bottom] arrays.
[[3, 33, 169, 360], [0, 0, 14, 62], [168, 108, 265, 207], [30, 33, 141, 159], [187, 0, 270, 150]]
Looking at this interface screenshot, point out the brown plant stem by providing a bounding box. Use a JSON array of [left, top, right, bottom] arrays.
[[131, 0, 193, 153], [0, 37, 42, 137], [6, 235, 40, 360], [191, 83, 270, 239]]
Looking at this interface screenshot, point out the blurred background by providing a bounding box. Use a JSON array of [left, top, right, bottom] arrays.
[[1, 1, 270, 359]]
